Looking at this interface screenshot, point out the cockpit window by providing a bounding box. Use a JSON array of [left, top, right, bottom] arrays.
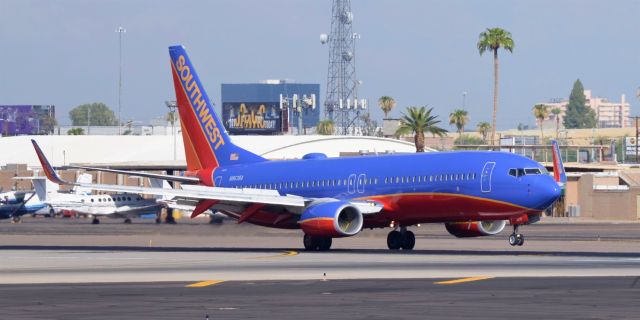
[[524, 168, 541, 175]]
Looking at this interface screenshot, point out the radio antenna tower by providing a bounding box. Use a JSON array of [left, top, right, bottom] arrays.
[[321, 0, 365, 135]]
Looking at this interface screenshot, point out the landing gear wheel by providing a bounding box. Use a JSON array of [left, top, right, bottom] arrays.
[[509, 233, 525, 246], [92, 218, 100, 225], [508, 234, 518, 246], [48, 208, 56, 218], [11, 216, 21, 223], [401, 231, 416, 250], [303, 235, 332, 251], [303, 234, 318, 251], [124, 218, 132, 224], [318, 237, 332, 251], [387, 231, 402, 250]]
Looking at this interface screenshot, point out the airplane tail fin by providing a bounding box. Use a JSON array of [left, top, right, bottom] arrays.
[[149, 178, 173, 201], [168, 45, 266, 175], [551, 140, 567, 187], [31, 140, 69, 186], [72, 173, 93, 195], [31, 178, 58, 202]]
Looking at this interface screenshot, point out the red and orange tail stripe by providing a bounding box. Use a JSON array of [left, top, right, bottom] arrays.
[[31, 140, 69, 185]]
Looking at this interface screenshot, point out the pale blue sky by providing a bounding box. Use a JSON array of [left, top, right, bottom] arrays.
[[1, 0, 638, 130]]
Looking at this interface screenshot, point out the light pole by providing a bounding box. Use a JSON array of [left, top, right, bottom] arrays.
[[462, 91, 467, 110], [116, 26, 126, 135], [165, 101, 177, 160]]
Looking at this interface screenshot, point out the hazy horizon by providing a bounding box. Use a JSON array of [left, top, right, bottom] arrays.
[[1, 0, 638, 130]]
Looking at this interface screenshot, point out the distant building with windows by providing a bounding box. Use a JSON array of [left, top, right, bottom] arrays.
[[0, 105, 56, 136], [537, 90, 631, 128]]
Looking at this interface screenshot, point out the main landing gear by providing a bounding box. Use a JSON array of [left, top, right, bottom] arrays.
[[508, 225, 524, 246], [124, 218, 132, 224], [91, 217, 100, 224], [303, 234, 332, 251], [387, 226, 415, 250]]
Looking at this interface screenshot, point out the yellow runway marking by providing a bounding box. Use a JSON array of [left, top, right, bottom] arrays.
[[251, 251, 299, 260], [186, 280, 224, 288], [434, 276, 493, 285]]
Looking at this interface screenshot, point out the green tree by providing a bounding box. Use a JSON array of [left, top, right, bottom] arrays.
[[67, 128, 85, 135], [532, 104, 549, 141], [449, 109, 469, 134], [477, 122, 491, 143], [69, 103, 117, 126], [477, 27, 515, 145], [563, 79, 596, 129], [551, 107, 562, 139], [378, 96, 396, 119], [316, 120, 335, 135], [395, 106, 447, 152]]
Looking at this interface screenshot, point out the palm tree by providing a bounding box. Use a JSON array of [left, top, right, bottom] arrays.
[[551, 107, 562, 140], [477, 122, 491, 143], [395, 106, 447, 152], [533, 104, 549, 140], [449, 109, 469, 134], [316, 119, 335, 135], [477, 27, 515, 146], [378, 96, 396, 119]]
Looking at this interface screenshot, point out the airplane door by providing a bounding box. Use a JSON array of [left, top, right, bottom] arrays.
[[348, 174, 357, 194], [357, 174, 366, 193], [480, 162, 496, 193]]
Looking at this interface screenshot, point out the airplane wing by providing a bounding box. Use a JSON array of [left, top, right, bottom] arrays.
[[32, 140, 383, 218], [63, 165, 200, 184]]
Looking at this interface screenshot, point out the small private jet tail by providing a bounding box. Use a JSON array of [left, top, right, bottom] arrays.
[[169, 45, 266, 184]]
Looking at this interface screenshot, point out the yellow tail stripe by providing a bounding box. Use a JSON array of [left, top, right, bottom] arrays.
[[434, 276, 493, 285], [186, 280, 225, 288]]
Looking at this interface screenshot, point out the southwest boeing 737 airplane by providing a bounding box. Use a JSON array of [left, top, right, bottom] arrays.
[[31, 45, 565, 251]]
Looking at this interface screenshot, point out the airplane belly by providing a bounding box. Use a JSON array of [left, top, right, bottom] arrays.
[[362, 193, 538, 226]]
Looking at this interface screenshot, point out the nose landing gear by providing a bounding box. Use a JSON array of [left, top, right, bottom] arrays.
[[508, 225, 524, 246]]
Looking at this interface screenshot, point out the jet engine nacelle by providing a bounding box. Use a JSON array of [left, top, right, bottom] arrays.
[[444, 220, 507, 238], [299, 201, 363, 237]]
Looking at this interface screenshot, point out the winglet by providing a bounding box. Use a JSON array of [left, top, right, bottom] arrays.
[[31, 140, 69, 185], [551, 140, 567, 186]]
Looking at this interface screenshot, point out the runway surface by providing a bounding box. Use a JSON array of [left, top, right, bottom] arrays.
[[0, 217, 638, 319], [2, 277, 640, 320]]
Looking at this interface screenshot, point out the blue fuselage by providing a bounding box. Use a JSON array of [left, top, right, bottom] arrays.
[[212, 151, 561, 227]]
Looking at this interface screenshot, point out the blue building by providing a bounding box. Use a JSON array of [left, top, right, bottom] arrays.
[[221, 81, 320, 135], [0, 105, 56, 136]]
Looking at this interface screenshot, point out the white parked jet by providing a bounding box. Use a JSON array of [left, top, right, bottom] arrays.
[[25, 175, 163, 224]]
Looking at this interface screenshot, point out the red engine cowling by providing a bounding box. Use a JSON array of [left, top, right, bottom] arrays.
[[445, 220, 507, 238], [299, 201, 363, 237]]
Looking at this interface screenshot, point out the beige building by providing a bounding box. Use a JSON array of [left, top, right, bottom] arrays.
[[539, 90, 631, 129]]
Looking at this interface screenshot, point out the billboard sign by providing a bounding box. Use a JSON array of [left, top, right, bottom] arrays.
[[0, 105, 56, 136], [222, 102, 285, 135], [625, 137, 637, 156]]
